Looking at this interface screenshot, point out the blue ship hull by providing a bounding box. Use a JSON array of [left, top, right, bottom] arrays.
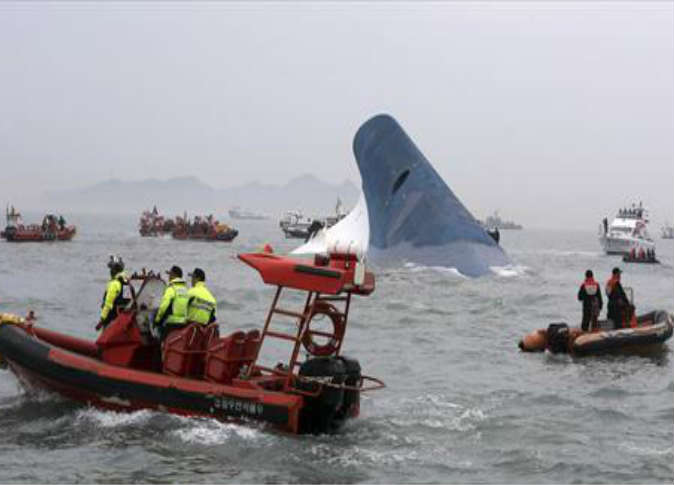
[[353, 114, 510, 277]]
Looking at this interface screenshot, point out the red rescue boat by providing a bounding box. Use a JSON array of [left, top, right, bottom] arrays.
[[1, 207, 76, 242], [171, 214, 238, 242], [0, 251, 384, 434]]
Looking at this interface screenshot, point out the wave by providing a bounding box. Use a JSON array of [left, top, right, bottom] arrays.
[[74, 408, 155, 428], [173, 419, 266, 445], [490, 265, 530, 278]]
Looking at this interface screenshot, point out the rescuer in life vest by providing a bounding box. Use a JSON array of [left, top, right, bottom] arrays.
[[186, 268, 217, 325], [97, 256, 129, 330], [577, 269, 603, 331], [153, 265, 189, 340], [605, 267, 631, 329]]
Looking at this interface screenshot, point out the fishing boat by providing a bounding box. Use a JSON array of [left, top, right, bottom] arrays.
[[1, 206, 76, 242], [280, 200, 347, 240], [139, 206, 174, 237], [0, 250, 384, 434], [518, 310, 673, 356], [279, 210, 316, 239], [172, 214, 238, 242], [598, 202, 655, 255], [483, 211, 522, 230]]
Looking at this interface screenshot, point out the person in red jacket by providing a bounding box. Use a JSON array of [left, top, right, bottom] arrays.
[[578, 269, 603, 331]]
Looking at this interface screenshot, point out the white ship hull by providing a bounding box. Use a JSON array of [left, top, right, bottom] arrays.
[[599, 234, 655, 255]]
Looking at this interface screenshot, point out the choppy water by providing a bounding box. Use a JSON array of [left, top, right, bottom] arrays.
[[1, 214, 672, 484]]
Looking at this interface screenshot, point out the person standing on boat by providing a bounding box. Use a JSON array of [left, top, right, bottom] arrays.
[[578, 269, 602, 331], [97, 256, 129, 330], [187, 268, 217, 325], [605, 267, 630, 328], [154, 265, 189, 339]]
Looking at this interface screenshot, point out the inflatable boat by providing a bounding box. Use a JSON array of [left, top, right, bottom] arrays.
[[622, 255, 660, 264], [171, 227, 238, 242], [0, 251, 384, 434], [519, 310, 673, 356]]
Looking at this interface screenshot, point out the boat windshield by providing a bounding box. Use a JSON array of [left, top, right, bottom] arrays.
[[134, 277, 166, 333]]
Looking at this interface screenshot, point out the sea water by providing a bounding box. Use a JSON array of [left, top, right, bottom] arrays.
[[0, 214, 672, 483]]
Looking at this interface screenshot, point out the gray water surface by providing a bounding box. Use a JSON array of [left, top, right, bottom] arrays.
[[1, 214, 672, 483]]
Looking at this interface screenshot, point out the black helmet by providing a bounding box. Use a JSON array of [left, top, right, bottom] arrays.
[[107, 255, 125, 272], [189, 267, 206, 281]]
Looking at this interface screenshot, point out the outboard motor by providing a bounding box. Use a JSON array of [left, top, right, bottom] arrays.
[[546, 323, 570, 354], [337, 356, 361, 420], [297, 357, 346, 434]]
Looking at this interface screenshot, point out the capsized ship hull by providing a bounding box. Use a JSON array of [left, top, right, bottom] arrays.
[[294, 114, 510, 277]]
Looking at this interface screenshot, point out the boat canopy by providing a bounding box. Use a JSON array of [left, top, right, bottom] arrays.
[[238, 252, 374, 295]]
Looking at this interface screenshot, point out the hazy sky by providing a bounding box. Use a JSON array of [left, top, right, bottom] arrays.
[[1, 1, 672, 229]]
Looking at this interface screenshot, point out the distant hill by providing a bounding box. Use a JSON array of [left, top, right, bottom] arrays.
[[43, 175, 360, 217]]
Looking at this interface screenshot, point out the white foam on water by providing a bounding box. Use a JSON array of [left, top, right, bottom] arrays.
[[173, 420, 264, 445], [490, 264, 529, 278], [74, 408, 154, 428], [400, 263, 467, 278], [618, 442, 673, 457]]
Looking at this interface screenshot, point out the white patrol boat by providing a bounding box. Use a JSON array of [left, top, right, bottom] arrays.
[[598, 202, 655, 255]]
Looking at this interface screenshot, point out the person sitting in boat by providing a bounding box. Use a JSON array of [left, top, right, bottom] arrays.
[[187, 268, 217, 325], [577, 269, 603, 331], [58, 215, 66, 230], [638, 246, 646, 260], [629, 247, 636, 260], [97, 256, 129, 330], [154, 265, 189, 340], [605, 267, 631, 329]]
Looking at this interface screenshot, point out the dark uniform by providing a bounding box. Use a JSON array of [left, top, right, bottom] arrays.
[[577, 270, 602, 331], [606, 268, 630, 328]]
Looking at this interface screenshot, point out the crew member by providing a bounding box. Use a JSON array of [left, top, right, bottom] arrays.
[[638, 246, 646, 260], [98, 256, 128, 330], [577, 269, 603, 331], [605, 267, 631, 328], [154, 265, 189, 339], [187, 268, 217, 325]]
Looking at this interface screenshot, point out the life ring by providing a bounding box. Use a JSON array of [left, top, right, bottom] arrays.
[[301, 301, 345, 357]]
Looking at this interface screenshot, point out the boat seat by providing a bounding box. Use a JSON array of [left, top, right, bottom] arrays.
[[204, 330, 261, 384], [97, 311, 158, 370], [162, 323, 209, 377]]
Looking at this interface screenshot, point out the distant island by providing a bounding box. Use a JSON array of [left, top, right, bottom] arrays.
[[42, 174, 359, 216]]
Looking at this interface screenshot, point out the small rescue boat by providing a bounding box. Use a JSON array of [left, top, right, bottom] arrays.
[[622, 255, 660, 264], [139, 206, 173, 237], [519, 310, 673, 356], [1, 208, 76, 242], [0, 250, 384, 434], [171, 215, 238, 242]]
